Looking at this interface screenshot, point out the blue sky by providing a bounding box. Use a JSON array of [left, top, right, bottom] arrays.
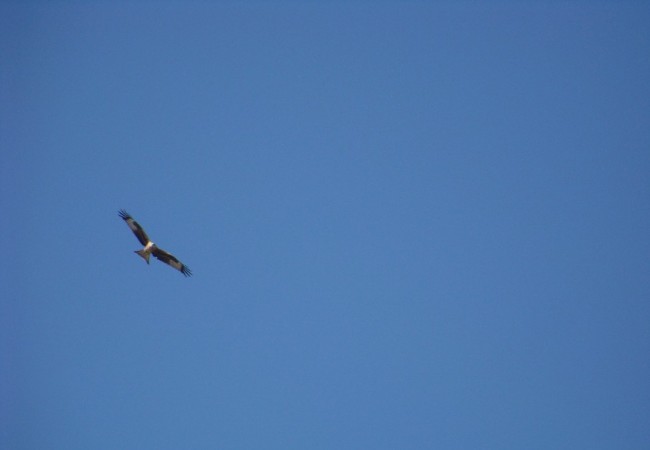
[[2, 2, 649, 449]]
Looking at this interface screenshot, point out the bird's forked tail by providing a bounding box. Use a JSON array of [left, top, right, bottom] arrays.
[[135, 250, 151, 264]]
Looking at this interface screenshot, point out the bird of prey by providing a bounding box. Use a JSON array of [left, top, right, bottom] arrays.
[[118, 209, 192, 277]]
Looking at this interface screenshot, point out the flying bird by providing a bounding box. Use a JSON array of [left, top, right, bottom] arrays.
[[118, 209, 192, 277]]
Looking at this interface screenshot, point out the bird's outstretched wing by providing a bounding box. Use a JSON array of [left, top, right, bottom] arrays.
[[152, 246, 192, 277], [118, 209, 150, 246]]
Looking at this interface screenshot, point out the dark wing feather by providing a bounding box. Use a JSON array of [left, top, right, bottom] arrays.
[[118, 209, 150, 246], [152, 246, 192, 277]]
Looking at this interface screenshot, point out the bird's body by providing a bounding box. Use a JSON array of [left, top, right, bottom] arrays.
[[118, 209, 192, 277]]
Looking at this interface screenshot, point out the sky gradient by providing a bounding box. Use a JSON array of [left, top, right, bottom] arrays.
[[2, 2, 650, 449]]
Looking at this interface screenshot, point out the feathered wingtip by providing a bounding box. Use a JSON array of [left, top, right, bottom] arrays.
[[180, 265, 192, 277], [118, 209, 131, 220]]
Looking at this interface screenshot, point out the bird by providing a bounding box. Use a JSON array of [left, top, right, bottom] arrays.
[[118, 209, 192, 277]]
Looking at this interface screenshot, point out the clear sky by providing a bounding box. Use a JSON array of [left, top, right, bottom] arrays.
[[2, 2, 649, 449]]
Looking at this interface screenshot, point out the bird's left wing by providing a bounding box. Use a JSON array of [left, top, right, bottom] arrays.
[[118, 209, 151, 246], [151, 246, 192, 277]]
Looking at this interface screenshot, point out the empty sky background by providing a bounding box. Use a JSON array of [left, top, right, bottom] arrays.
[[2, 2, 649, 449]]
